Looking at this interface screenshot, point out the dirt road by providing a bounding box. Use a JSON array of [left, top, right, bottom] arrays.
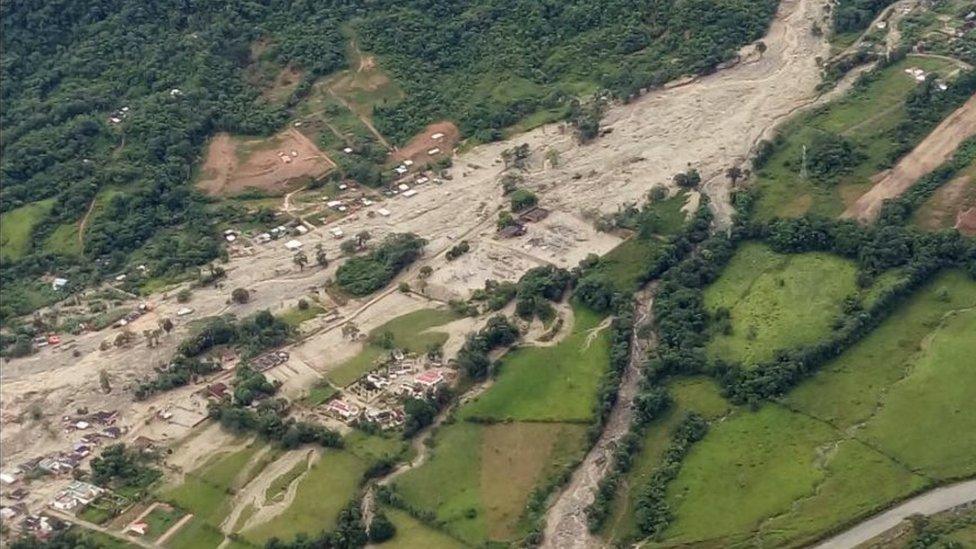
[[844, 94, 976, 222], [541, 285, 656, 549], [812, 479, 976, 549]]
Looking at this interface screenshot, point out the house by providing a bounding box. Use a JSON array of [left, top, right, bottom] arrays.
[[295, 225, 308, 235], [498, 223, 526, 238], [0, 471, 19, 485], [1, 506, 20, 521], [100, 426, 122, 439], [415, 176, 430, 185], [519, 207, 550, 223], [398, 183, 410, 191], [330, 227, 344, 239], [177, 307, 194, 317], [64, 481, 104, 504], [89, 410, 119, 424], [206, 382, 229, 400], [377, 208, 391, 217], [285, 239, 303, 251], [415, 368, 446, 391], [403, 159, 414, 167], [128, 521, 149, 536], [326, 399, 360, 421], [402, 189, 418, 198], [51, 278, 68, 291], [431, 132, 445, 140], [50, 493, 80, 512], [427, 147, 441, 155], [132, 436, 159, 452], [9, 488, 29, 501]]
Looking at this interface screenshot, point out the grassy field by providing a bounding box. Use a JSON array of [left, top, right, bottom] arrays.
[[703, 242, 858, 365], [392, 421, 588, 545], [242, 449, 367, 544], [162, 441, 269, 525], [163, 517, 245, 549], [327, 308, 459, 387], [380, 507, 467, 548], [661, 403, 839, 545], [785, 270, 976, 429], [44, 222, 83, 257], [264, 459, 310, 504], [0, 199, 54, 261], [145, 505, 186, 540], [461, 305, 610, 423], [633, 271, 976, 547], [858, 305, 976, 479], [278, 303, 326, 328], [603, 377, 732, 544], [587, 237, 667, 292], [752, 57, 957, 220]]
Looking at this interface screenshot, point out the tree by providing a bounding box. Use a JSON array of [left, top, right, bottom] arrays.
[[673, 168, 702, 189], [315, 243, 328, 267], [419, 265, 433, 279], [725, 166, 743, 187], [160, 318, 174, 334], [403, 397, 437, 437], [293, 251, 308, 271], [510, 189, 538, 212], [176, 289, 192, 303], [340, 239, 358, 255], [756, 40, 767, 56], [355, 231, 372, 248], [369, 512, 396, 542], [231, 288, 250, 304]]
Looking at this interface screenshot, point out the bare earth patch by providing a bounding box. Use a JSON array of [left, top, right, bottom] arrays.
[[844, 94, 976, 222], [391, 121, 460, 166], [914, 171, 976, 233], [197, 129, 335, 197]]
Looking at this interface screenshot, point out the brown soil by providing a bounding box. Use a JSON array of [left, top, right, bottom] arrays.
[[197, 129, 335, 197], [914, 171, 976, 232], [956, 207, 976, 235], [390, 121, 460, 166], [481, 423, 578, 540], [844, 94, 976, 222]]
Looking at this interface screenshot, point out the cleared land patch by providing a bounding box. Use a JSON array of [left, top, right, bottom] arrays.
[[196, 130, 334, 197], [912, 158, 976, 234], [0, 199, 54, 261], [461, 305, 611, 423], [703, 242, 858, 365]]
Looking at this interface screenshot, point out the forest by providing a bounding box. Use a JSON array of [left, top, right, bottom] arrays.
[[1, 0, 781, 322]]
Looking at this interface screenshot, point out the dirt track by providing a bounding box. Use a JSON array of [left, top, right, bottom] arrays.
[[844, 94, 976, 222]]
